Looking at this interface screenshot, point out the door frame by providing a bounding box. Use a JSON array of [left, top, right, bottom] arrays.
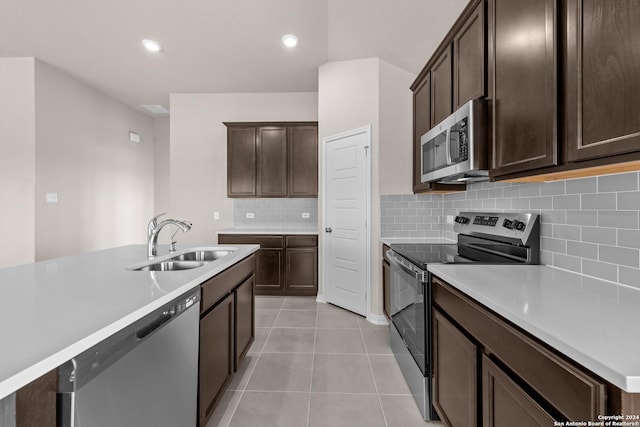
[[319, 125, 372, 317]]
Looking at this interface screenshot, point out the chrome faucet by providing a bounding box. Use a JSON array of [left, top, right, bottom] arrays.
[[147, 213, 192, 258]]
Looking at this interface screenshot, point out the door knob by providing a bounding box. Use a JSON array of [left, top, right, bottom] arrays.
[[325, 227, 332, 233]]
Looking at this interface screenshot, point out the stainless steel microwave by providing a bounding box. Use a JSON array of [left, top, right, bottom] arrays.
[[420, 99, 488, 183]]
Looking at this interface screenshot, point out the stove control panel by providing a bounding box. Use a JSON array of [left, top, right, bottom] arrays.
[[453, 211, 540, 246]]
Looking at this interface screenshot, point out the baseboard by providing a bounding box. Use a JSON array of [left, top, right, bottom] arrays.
[[315, 294, 327, 304], [366, 313, 389, 326]]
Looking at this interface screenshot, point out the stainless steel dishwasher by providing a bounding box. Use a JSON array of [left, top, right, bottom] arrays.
[[57, 289, 200, 427]]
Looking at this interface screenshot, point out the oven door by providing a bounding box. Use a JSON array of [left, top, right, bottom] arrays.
[[388, 250, 428, 374]]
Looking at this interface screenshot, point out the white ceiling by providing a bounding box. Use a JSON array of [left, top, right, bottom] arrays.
[[0, 0, 468, 115]]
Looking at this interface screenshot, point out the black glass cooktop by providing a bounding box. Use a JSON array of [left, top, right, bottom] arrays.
[[389, 243, 471, 269]]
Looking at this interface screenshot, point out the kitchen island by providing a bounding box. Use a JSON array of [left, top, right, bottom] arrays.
[[0, 243, 258, 425]]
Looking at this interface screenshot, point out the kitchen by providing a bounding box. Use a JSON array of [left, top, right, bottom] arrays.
[[2, 0, 640, 426]]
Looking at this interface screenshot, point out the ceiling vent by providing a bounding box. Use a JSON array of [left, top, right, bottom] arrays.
[[141, 104, 169, 114]]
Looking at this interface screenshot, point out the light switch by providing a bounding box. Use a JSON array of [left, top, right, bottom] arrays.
[[214, 211, 220, 220], [46, 193, 58, 203]]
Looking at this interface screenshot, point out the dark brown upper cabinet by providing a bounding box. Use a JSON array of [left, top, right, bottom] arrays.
[[225, 122, 318, 198], [488, 0, 558, 177], [288, 126, 318, 197], [410, 0, 486, 194], [227, 127, 257, 197], [564, 0, 640, 163], [454, 1, 486, 109], [257, 127, 287, 197], [431, 46, 453, 127]]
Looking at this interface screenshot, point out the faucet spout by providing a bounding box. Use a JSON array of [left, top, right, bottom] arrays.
[[147, 216, 192, 258]]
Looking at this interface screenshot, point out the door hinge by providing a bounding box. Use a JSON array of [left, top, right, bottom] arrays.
[[364, 145, 369, 156]]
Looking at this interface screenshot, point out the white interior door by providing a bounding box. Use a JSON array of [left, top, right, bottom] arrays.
[[323, 127, 370, 316]]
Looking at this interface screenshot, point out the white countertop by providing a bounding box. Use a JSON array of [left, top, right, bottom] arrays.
[[0, 244, 258, 400], [218, 227, 318, 235], [428, 264, 640, 393], [381, 237, 456, 246]]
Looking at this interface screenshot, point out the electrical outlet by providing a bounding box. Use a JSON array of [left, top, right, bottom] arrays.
[[214, 211, 220, 220], [446, 215, 454, 224], [301, 212, 310, 219], [246, 212, 254, 219]]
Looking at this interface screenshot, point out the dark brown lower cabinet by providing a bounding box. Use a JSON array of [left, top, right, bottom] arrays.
[[15, 369, 58, 427], [219, 234, 317, 296], [483, 355, 555, 426], [235, 275, 255, 370], [432, 309, 478, 427], [198, 254, 256, 427], [431, 276, 628, 427], [199, 292, 234, 426]]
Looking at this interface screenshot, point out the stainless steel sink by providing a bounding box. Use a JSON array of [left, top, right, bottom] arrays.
[[133, 260, 208, 272], [169, 250, 231, 262]]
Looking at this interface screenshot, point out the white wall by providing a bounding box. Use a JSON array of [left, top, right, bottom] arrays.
[[169, 92, 318, 246], [34, 60, 155, 261], [318, 58, 415, 319], [154, 117, 171, 215], [0, 58, 36, 268]]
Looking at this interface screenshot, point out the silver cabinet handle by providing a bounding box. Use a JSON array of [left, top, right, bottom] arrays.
[[325, 227, 332, 233]]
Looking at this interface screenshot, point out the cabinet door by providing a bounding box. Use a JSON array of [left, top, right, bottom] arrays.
[[489, 0, 557, 176], [257, 127, 287, 197], [235, 275, 255, 369], [413, 73, 432, 192], [199, 292, 234, 427], [255, 248, 284, 294], [433, 309, 478, 427], [288, 126, 318, 197], [15, 369, 57, 427], [483, 355, 556, 427], [565, 0, 640, 162], [454, 1, 486, 108], [285, 247, 318, 295], [227, 127, 256, 197], [431, 45, 453, 127]]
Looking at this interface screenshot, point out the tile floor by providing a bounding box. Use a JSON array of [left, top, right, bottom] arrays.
[[206, 296, 442, 427]]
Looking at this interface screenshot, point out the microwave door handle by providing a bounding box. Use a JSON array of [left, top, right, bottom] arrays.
[[445, 128, 453, 166]]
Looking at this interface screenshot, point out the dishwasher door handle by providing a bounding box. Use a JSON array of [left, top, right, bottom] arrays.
[[136, 311, 173, 340]]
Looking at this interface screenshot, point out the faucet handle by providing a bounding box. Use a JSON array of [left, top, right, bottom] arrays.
[[148, 213, 167, 236]]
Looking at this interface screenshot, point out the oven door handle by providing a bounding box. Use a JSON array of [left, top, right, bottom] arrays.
[[387, 250, 426, 282]]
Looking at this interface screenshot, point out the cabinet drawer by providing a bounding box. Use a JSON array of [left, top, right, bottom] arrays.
[[201, 254, 255, 313], [433, 277, 606, 421], [218, 234, 284, 248], [285, 235, 317, 248]]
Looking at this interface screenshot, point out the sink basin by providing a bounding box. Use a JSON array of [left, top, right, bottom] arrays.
[[133, 260, 208, 272], [170, 250, 231, 262]]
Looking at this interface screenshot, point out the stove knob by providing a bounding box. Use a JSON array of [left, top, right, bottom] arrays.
[[455, 215, 470, 224], [502, 219, 514, 229], [514, 220, 526, 231]]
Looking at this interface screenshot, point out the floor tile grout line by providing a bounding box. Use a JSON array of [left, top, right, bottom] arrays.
[[306, 300, 320, 427], [359, 326, 390, 427]]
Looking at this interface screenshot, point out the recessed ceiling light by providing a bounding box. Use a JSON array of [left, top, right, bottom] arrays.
[[142, 39, 162, 52], [281, 34, 298, 48]]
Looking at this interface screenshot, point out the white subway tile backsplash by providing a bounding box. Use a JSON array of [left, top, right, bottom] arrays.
[[234, 198, 318, 228], [582, 259, 618, 282], [618, 229, 640, 249], [619, 267, 640, 289], [598, 172, 639, 193], [582, 226, 617, 245], [598, 211, 639, 229], [581, 193, 617, 210], [618, 191, 640, 210], [566, 177, 597, 194], [380, 171, 640, 287], [599, 245, 640, 268]]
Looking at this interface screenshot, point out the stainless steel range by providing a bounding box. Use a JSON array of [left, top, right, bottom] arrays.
[[387, 211, 540, 420]]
